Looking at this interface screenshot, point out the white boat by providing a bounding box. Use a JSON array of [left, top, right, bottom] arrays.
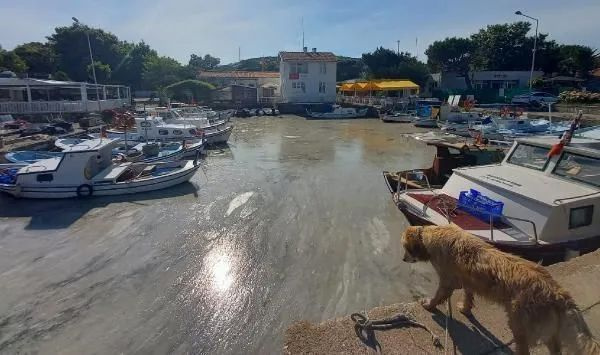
[[0, 138, 200, 199], [413, 118, 439, 128], [381, 111, 415, 123], [95, 117, 233, 145], [307, 105, 368, 119], [149, 108, 228, 129], [4, 151, 63, 164], [384, 137, 600, 261]]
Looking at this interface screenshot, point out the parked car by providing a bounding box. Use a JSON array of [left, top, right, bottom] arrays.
[[511, 92, 558, 106]]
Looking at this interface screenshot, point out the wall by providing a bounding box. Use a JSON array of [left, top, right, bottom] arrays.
[[280, 61, 336, 103]]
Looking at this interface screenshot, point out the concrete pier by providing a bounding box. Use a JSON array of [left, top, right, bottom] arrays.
[[284, 250, 600, 354]]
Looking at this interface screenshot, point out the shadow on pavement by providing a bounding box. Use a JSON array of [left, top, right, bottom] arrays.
[[431, 310, 513, 354], [0, 182, 199, 230]]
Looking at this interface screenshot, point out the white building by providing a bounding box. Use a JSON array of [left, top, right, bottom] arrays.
[[437, 71, 544, 90], [279, 49, 337, 103], [0, 78, 130, 114]]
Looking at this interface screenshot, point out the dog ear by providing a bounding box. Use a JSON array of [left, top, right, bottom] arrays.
[[404, 226, 429, 261]]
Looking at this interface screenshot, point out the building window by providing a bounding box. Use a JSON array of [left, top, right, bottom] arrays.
[[158, 129, 169, 135], [292, 82, 306, 92], [140, 121, 151, 128], [319, 63, 327, 74], [319, 82, 327, 94], [290, 62, 308, 74], [569, 206, 594, 229], [172, 129, 183, 135]]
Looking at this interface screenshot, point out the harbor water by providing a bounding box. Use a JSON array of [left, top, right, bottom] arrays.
[[0, 116, 439, 353]]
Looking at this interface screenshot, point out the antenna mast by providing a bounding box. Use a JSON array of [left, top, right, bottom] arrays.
[[302, 17, 305, 49]]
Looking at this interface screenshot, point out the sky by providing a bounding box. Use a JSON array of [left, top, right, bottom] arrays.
[[1, 0, 599, 65]]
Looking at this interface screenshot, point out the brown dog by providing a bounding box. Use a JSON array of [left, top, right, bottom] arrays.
[[402, 225, 600, 355]]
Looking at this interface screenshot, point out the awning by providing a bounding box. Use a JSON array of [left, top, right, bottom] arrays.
[[371, 80, 419, 90], [338, 80, 419, 92]]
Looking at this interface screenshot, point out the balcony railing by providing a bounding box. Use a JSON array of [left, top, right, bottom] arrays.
[[0, 99, 130, 114]]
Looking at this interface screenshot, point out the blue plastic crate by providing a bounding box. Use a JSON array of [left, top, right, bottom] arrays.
[[458, 189, 504, 221]]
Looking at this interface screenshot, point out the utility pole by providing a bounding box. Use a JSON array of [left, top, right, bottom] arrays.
[[515, 11, 539, 93], [238, 46, 241, 62], [397, 40, 400, 55]]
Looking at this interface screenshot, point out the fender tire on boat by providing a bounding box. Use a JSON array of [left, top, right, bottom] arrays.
[[76, 184, 93, 198]]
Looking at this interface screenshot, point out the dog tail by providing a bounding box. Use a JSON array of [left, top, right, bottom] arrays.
[[559, 306, 600, 354]]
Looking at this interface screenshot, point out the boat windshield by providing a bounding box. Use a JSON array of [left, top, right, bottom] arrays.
[[507, 143, 549, 171], [553, 152, 600, 188]]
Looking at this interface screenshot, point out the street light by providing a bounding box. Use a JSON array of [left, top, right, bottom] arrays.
[[515, 10, 539, 93], [72, 17, 101, 111]]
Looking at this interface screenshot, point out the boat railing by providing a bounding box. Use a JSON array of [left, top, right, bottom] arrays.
[[422, 194, 539, 244], [487, 213, 539, 244], [553, 192, 600, 205]]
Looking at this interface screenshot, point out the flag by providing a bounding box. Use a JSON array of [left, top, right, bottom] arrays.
[[548, 110, 582, 157]]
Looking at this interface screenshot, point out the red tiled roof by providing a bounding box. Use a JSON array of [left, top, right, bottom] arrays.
[[279, 51, 337, 62], [198, 71, 280, 79]]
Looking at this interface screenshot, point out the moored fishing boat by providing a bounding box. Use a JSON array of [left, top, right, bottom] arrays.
[[4, 151, 63, 164], [306, 105, 368, 119], [0, 138, 200, 199], [383, 135, 600, 262]]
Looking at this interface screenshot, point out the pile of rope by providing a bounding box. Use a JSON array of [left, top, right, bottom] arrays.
[[351, 305, 442, 354]]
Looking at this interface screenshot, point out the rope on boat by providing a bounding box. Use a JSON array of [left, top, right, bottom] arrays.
[[351, 308, 442, 353]]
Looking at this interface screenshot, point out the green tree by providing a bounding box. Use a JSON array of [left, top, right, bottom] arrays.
[[362, 47, 429, 86], [0, 50, 27, 73], [13, 42, 57, 75], [164, 79, 215, 103], [111, 41, 158, 90], [87, 61, 111, 82], [469, 22, 555, 71], [426, 37, 475, 89], [142, 56, 187, 89], [337, 57, 365, 81], [51, 71, 70, 81], [47, 23, 124, 82], [557, 45, 597, 77], [188, 54, 221, 71]]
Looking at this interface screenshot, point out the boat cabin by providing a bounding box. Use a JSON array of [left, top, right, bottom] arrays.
[[387, 137, 600, 259], [135, 117, 202, 140]]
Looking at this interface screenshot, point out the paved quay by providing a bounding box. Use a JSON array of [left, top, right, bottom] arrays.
[[284, 249, 600, 354]]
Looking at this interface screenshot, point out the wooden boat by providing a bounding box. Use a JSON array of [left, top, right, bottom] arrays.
[[383, 137, 600, 262], [0, 138, 200, 199]]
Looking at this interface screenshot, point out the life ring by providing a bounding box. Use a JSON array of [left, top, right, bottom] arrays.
[[76, 184, 93, 198]]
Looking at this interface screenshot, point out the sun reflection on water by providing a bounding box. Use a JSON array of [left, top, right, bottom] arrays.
[[211, 254, 233, 292]]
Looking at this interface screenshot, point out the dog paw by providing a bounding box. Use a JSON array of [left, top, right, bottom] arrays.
[[420, 298, 436, 312], [456, 302, 472, 315]]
